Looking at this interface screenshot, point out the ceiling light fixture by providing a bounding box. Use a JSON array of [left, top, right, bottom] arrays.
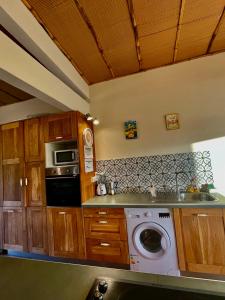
[[85, 113, 93, 121], [93, 118, 100, 125]]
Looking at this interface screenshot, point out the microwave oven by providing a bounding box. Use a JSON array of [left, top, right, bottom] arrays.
[[54, 149, 78, 165]]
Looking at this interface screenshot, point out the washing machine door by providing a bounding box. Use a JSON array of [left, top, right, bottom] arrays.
[[133, 222, 171, 259]]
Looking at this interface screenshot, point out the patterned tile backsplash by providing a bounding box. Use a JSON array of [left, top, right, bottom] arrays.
[[96, 151, 214, 193]]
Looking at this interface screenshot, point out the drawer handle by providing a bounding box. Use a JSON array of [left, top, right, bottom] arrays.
[[193, 213, 208, 217], [100, 243, 110, 247], [98, 211, 107, 215], [58, 212, 66, 215], [99, 220, 108, 224], [56, 136, 63, 140], [6, 210, 14, 213], [19, 178, 23, 187]]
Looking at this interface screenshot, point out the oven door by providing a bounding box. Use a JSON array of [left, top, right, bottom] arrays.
[[46, 175, 81, 207]]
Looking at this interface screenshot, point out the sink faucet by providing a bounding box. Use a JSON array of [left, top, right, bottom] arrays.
[[175, 171, 189, 199]]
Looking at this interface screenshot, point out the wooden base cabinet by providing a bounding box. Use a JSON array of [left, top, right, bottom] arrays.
[[84, 208, 129, 264], [2, 207, 27, 251], [174, 208, 225, 275], [27, 207, 48, 255], [47, 207, 85, 259]]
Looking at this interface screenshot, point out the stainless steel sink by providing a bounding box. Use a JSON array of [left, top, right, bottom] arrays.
[[178, 192, 217, 202]]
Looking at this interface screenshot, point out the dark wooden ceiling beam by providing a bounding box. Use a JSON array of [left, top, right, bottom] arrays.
[[126, 0, 141, 69], [173, 0, 185, 62], [207, 7, 225, 53]]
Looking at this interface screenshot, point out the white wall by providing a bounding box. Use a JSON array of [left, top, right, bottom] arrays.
[[0, 98, 61, 125], [90, 53, 225, 162]]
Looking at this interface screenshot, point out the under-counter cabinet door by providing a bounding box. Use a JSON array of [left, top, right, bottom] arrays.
[[174, 208, 225, 275], [43, 112, 77, 142], [3, 207, 27, 251], [0, 208, 3, 248], [47, 208, 85, 259], [25, 162, 45, 207], [24, 118, 44, 162], [27, 207, 48, 254]]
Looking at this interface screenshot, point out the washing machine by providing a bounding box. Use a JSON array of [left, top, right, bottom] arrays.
[[125, 208, 180, 276]]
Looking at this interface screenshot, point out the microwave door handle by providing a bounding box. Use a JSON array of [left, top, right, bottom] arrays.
[[72, 152, 75, 160], [46, 176, 77, 180]]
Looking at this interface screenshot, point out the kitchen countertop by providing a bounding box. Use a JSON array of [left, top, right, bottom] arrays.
[[0, 257, 225, 299], [82, 192, 225, 208]]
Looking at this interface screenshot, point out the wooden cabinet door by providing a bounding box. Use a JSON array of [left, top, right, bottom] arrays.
[[0, 208, 3, 248], [25, 162, 45, 207], [1, 121, 24, 162], [43, 112, 77, 142], [2, 162, 25, 207], [24, 118, 44, 162], [27, 207, 48, 254], [1, 122, 25, 207], [47, 207, 85, 259], [3, 207, 27, 251], [174, 208, 225, 275]]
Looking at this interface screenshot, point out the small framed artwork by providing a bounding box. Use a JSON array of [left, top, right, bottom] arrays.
[[165, 113, 180, 130], [124, 120, 137, 139]]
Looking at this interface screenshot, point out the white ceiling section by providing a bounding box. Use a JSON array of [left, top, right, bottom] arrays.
[[0, 31, 90, 114], [0, 0, 90, 100]]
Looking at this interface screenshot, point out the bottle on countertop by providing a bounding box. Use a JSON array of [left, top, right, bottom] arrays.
[[149, 184, 157, 198]]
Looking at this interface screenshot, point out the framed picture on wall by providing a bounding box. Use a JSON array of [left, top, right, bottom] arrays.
[[165, 113, 180, 130], [124, 120, 138, 139]]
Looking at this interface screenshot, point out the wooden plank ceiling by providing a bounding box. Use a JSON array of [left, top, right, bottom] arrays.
[[22, 0, 225, 84], [0, 80, 33, 106]]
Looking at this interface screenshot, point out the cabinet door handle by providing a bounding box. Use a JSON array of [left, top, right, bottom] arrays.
[[100, 243, 110, 247], [99, 220, 108, 224], [58, 212, 66, 215], [7, 210, 14, 213], [56, 136, 63, 140], [25, 178, 28, 186], [98, 211, 107, 215], [19, 178, 23, 187], [193, 213, 208, 217]]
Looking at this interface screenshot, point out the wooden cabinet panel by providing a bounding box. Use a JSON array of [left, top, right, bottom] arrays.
[[0, 208, 3, 248], [174, 208, 225, 275], [43, 112, 77, 142], [3, 207, 27, 251], [24, 118, 44, 162], [86, 238, 129, 264], [84, 217, 127, 240], [0, 129, 3, 206], [47, 207, 85, 259], [27, 207, 48, 254], [3, 162, 25, 207], [77, 112, 96, 202], [1, 122, 24, 163], [83, 208, 125, 218], [25, 162, 45, 207]]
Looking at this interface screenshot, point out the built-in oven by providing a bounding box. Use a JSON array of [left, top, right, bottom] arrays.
[[45, 165, 81, 207]]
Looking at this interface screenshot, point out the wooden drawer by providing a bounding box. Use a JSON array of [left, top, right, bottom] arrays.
[[83, 208, 125, 218], [86, 238, 129, 264], [84, 217, 127, 240]]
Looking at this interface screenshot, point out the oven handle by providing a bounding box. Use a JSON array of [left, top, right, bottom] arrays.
[[46, 176, 78, 180]]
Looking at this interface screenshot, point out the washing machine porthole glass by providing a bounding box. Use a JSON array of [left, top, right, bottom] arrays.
[[140, 229, 162, 253]]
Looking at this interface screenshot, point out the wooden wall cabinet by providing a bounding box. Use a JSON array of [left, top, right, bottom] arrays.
[[2, 207, 27, 251], [43, 112, 77, 142], [24, 118, 44, 162], [27, 207, 48, 254], [84, 208, 129, 264], [47, 207, 85, 259], [174, 208, 225, 275]]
